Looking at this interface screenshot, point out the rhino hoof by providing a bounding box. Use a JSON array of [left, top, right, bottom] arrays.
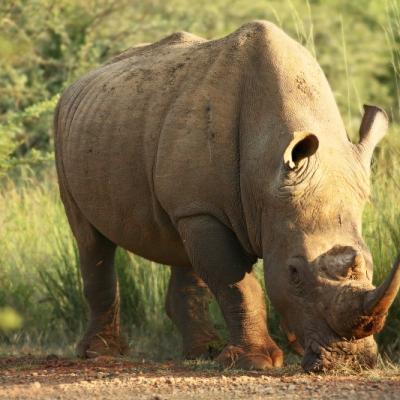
[[216, 344, 284, 370], [77, 333, 129, 359]]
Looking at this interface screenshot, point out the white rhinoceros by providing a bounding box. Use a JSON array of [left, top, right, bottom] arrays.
[[54, 21, 400, 371]]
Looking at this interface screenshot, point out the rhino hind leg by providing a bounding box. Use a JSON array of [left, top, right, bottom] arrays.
[[60, 187, 127, 358], [166, 266, 223, 359], [178, 215, 283, 370], [75, 230, 128, 359]]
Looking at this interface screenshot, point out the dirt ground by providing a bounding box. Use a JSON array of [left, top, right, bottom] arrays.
[[1, 355, 399, 399]]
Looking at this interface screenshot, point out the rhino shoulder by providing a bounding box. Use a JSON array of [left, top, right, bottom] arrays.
[[235, 20, 281, 36], [229, 20, 294, 51]]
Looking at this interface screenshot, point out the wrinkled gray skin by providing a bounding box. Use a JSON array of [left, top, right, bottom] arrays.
[[54, 21, 400, 371]]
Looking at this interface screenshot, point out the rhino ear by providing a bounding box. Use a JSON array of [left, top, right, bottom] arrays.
[[357, 105, 388, 168], [284, 131, 319, 169]]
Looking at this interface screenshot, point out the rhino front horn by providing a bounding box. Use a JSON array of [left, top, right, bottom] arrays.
[[364, 253, 400, 316], [352, 253, 400, 338]]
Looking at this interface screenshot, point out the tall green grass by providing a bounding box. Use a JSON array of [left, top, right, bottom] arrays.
[[0, 139, 399, 360], [363, 130, 400, 358]]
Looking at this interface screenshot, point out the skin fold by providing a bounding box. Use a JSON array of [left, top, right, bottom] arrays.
[[54, 21, 399, 371]]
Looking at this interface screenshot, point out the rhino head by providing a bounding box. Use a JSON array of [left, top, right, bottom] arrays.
[[262, 105, 400, 371]]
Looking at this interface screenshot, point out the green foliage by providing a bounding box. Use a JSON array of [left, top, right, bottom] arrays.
[[0, 133, 15, 177], [0, 95, 58, 175], [1, 0, 400, 171]]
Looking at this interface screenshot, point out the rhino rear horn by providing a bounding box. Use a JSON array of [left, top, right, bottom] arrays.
[[357, 105, 388, 168]]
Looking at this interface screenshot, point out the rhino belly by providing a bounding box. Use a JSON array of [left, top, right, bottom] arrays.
[[65, 150, 189, 267]]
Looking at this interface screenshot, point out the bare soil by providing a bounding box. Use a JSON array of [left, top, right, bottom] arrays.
[[0, 355, 399, 399]]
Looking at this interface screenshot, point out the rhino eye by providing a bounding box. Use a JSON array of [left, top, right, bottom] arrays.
[[287, 256, 308, 294], [288, 264, 308, 298], [289, 265, 301, 286]]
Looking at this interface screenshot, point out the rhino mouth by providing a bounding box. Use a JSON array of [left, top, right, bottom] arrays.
[[301, 336, 378, 373]]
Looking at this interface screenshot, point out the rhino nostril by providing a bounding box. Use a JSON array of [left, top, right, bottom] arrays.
[[301, 350, 324, 373], [363, 321, 373, 333]]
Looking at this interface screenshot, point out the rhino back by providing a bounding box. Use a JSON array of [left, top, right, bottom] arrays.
[[56, 30, 253, 264]]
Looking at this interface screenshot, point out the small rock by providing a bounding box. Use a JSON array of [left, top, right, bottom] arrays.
[[32, 381, 41, 389]]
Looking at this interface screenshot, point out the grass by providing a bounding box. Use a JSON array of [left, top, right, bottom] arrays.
[[363, 131, 400, 358]]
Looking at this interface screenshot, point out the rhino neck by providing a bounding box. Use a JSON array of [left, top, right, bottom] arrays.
[[236, 22, 349, 256], [230, 21, 369, 257]]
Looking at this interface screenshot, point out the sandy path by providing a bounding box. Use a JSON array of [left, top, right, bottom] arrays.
[[0, 356, 399, 399]]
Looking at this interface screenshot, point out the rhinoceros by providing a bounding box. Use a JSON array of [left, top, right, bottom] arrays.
[[54, 21, 400, 371]]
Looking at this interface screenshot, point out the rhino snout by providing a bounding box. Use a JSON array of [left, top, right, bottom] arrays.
[[301, 336, 378, 373]]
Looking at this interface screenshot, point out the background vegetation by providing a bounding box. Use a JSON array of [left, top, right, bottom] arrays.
[[1, 0, 399, 362]]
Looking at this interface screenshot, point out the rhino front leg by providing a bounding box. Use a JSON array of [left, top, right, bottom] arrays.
[[166, 266, 224, 359], [178, 215, 283, 369]]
